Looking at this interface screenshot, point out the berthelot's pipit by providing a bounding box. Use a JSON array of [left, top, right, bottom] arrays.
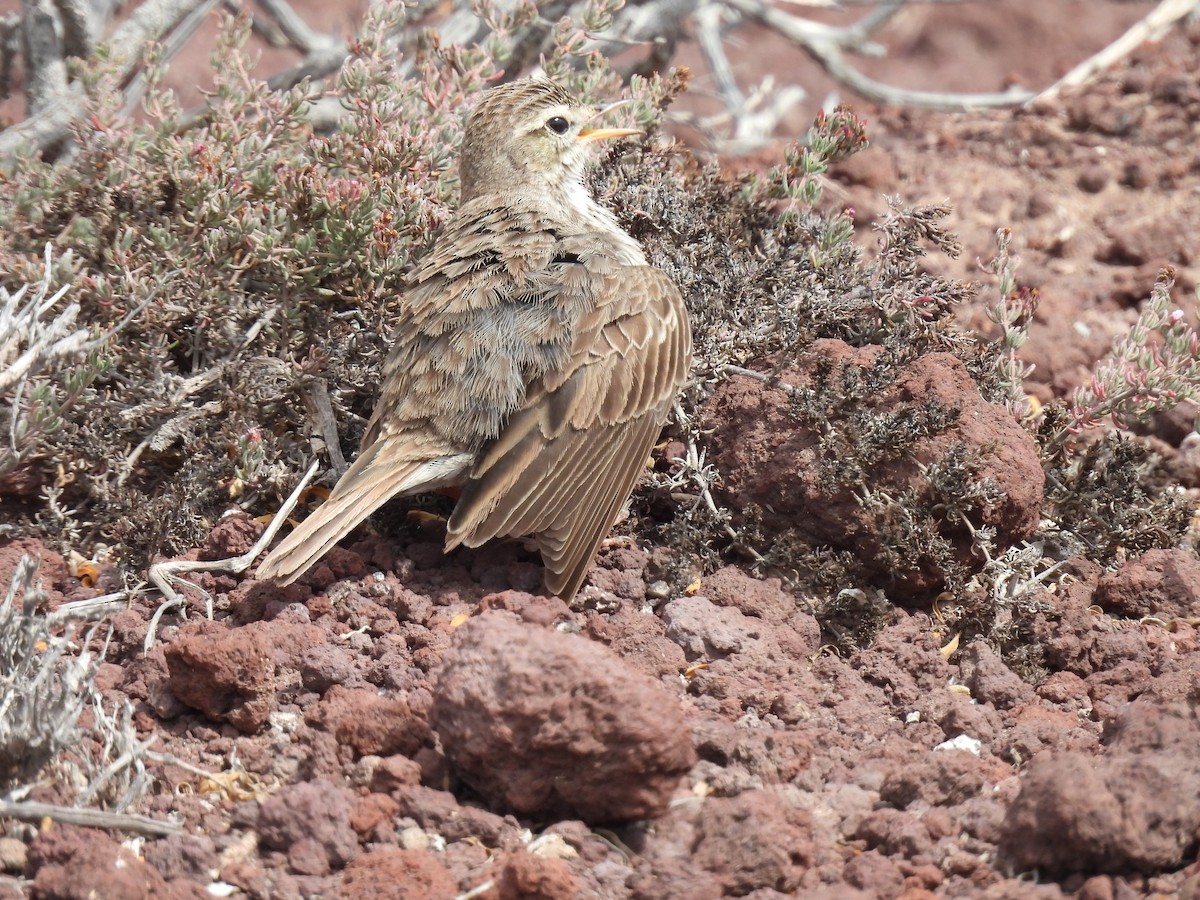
[[257, 79, 692, 599]]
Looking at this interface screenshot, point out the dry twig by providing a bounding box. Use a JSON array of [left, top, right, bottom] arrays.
[[0, 799, 181, 835], [1036, 0, 1200, 101], [5, 0, 1196, 163], [144, 459, 319, 650]]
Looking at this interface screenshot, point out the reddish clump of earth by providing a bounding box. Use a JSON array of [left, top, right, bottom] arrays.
[[703, 339, 1045, 593], [5, 6, 1200, 900]]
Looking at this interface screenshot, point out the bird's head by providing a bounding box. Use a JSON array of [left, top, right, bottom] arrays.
[[458, 80, 639, 205]]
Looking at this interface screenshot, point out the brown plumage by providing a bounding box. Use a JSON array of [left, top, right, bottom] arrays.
[[256, 80, 692, 599]]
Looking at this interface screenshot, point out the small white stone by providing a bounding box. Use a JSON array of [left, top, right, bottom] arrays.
[[934, 734, 982, 755], [398, 826, 431, 851], [0, 837, 28, 872], [528, 833, 578, 860]]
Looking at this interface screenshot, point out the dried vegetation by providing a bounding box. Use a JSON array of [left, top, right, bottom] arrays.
[[1, 0, 1198, 659]]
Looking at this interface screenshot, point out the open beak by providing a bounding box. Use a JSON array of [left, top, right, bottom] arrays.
[[578, 98, 640, 143]]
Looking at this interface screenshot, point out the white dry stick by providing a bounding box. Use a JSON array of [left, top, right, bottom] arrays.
[[254, 0, 340, 54], [0, 244, 88, 396], [672, 400, 765, 564], [455, 882, 496, 900], [1036, 0, 1200, 101], [723, 0, 1035, 110], [144, 460, 319, 650], [0, 799, 181, 836], [0, 244, 161, 395], [45, 591, 138, 628], [696, 0, 745, 113]]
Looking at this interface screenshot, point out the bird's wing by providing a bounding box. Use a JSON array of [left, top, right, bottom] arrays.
[[259, 204, 567, 587], [445, 264, 692, 599], [256, 435, 472, 585]]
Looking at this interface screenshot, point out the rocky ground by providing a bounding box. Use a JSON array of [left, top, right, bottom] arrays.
[[4, 4, 1200, 900]]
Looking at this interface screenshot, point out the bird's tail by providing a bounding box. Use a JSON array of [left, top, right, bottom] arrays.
[[256, 439, 472, 585]]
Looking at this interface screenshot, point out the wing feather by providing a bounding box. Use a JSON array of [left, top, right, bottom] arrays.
[[539, 413, 662, 598], [257, 438, 471, 584], [485, 421, 601, 539], [257, 202, 693, 594], [446, 264, 691, 598]]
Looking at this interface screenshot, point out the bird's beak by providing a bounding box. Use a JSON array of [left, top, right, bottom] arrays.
[[578, 127, 641, 143], [579, 98, 640, 143]]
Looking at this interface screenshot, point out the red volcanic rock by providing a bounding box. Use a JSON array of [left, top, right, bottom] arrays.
[[494, 851, 580, 900], [430, 613, 695, 823], [165, 621, 276, 733], [999, 699, 1200, 875], [339, 849, 458, 899], [27, 825, 173, 899], [703, 340, 1044, 593], [256, 780, 359, 874], [1095, 548, 1200, 619], [306, 684, 431, 758], [692, 791, 812, 895]]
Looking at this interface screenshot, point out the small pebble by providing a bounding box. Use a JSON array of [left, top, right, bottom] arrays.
[[0, 837, 28, 872]]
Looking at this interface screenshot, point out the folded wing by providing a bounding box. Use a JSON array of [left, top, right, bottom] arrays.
[[446, 264, 692, 599]]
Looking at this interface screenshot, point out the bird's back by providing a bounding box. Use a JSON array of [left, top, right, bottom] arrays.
[[363, 196, 648, 455]]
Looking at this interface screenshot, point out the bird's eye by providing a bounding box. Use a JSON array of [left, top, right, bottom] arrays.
[[546, 116, 570, 135]]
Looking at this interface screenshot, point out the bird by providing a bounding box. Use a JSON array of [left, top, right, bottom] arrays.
[[256, 79, 692, 600]]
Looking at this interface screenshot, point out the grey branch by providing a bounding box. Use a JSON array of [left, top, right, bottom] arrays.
[[105, 0, 207, 67], [300, 377, 349, 475], [254, 0, 340, 55], [11, 0, 1178, 166], [1, 0, 214, 163], [120, 0, 221, 117], [723, 0, 1035, 111], [1036, 0, 1200, 102], [0, 799, 181, 835], [53, 0, 96, 58], [20, 0, 70, 116]]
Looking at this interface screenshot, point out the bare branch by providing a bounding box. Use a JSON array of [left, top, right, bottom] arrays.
[[585, 0, 693, 61], [253, 0, 349, 93], [20, 0, 70, 116], [803, 38, 1033, 110], [106, 0, 210, 69], [0, 0, 213, 164], [299, 377, 349, 475], [681, 75, 806, 153], [1036, 0, 1200, 102], [120, 0, 221, 117], [45, 590, 138, 628], [265, 43, 346, 92], [0, 799, 181, 835], [0, 83, 81, 164], [144, 460, 319, 650], [724, 0, 1035, 111], [695, 0, 745, 110], [254, 0, 340, 55], [52, 0, 95, 58], [0, 16, 20, 100]]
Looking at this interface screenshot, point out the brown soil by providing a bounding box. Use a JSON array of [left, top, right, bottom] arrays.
[[5, 6, 1200, 900]]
